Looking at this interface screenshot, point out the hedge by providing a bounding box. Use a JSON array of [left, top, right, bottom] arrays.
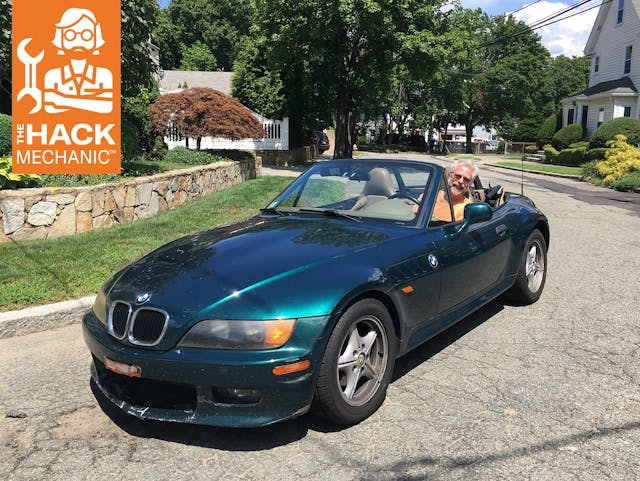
[[556, 147, 587, 166], [0, 114, 11, 157], [590, 117, 640, 148], [537, 114, 558, 148], [551, 124, 583, 150]]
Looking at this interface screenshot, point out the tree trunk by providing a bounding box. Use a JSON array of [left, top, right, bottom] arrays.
[[465, 108, 474, 154], [334, 86, 353, 159]]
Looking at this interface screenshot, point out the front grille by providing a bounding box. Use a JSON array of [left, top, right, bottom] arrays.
[[129, 308, 168, 346], [111, 302, 130, 338]]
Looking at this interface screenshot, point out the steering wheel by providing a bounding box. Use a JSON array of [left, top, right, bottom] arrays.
[[389, 193, 420, 205]]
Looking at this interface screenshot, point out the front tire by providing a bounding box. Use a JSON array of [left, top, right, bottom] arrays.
[[314, 299, 396, 425], [506, 229, 547, 304]]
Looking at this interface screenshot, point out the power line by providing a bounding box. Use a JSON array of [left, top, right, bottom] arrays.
[[481, 0, 607, 48]]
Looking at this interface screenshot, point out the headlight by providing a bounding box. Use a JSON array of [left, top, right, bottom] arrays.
[[93, 288, 108, 326], [178, 319, 297, 350]]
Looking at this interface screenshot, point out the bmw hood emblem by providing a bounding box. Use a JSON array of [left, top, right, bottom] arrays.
[[136, 292, 151, 304], [428, 254, 439, 269]]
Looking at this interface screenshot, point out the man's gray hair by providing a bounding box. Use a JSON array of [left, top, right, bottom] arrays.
[[450, 158, 479, 180]]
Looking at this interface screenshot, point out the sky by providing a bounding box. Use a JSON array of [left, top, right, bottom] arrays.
[[156, 0, 600, 57], [458, 0, 600, 56]]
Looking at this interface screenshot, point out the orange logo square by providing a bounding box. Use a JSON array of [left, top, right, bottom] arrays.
[[12, 1, 121, 174]]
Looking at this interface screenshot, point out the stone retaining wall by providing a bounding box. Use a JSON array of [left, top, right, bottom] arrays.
[[0, 158, 260, 242]]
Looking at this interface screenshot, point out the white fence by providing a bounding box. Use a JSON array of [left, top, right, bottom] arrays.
[[165, 115, 289, 151]]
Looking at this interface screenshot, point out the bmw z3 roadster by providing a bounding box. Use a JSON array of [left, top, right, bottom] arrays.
[[83, 159, 549, 428]]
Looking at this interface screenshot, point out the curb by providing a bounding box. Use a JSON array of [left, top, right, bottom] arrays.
[[484, 163, 582, 180], [0, 295, 95, 339]]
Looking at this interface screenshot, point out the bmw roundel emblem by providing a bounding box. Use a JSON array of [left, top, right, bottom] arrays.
[[136, 292, 151, 304], [428, 254, 439, 269]]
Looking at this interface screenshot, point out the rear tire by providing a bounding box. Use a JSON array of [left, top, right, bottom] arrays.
[[313, 299, 396, 425], [506, 229, 547, 304]]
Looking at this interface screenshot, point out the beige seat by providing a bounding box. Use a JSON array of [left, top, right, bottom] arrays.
[[352, 168, 396, 210]]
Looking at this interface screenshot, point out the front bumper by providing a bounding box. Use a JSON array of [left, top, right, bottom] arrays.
[[82, 311, 331, 428]]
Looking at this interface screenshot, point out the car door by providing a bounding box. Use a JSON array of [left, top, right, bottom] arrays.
[[428, 176, 512, 312]]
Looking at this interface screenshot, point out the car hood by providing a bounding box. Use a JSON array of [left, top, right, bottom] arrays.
[[106, 215, 405, 324]]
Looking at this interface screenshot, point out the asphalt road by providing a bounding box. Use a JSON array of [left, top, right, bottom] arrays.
[[2, 155, 639, 481]]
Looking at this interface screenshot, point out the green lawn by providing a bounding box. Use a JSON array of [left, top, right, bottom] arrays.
[[0, 176, 293, 312], [494, 161, 582, 176]]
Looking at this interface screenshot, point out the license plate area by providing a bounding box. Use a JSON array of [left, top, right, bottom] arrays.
[[104, 356, 142, 378]]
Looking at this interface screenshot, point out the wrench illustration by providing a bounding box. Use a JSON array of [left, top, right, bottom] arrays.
[[17, 38, 45, 114]]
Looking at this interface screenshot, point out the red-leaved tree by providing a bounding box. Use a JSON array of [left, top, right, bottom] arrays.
[[149, 87, 265, 149]]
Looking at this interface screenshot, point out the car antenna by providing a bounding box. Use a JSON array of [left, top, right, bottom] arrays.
[[521, 148, 524, 196]]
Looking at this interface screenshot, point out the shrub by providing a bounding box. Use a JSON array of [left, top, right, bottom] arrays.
[[524, 145, 538, 154], [0, 156, 40, 189], [163, 147, 219, 165], [590, 117, 640, 148], [595, 135, 640, 185], [584, 148, 607, 162], [569, 141, 589, 149], [556, 146, 587, 166], [543, 144, 558, 163], [537, 114, 558, 148], [121, 120, 140, 161], [581, 160, 601, 183], [0, 114, 11, 156], [610, 170, 640, 192], [551, 124, 583, 150]]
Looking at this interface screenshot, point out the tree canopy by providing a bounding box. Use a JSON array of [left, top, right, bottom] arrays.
[[152, 0, 254, 72]]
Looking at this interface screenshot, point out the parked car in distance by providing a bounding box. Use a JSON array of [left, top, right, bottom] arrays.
[[83, 159, 549, 428], [312, 131, 330, 153]]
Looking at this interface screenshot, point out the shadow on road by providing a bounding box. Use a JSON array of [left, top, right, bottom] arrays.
[[92, 300, 506, 450]]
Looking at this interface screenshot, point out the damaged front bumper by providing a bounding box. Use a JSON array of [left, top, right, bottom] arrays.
[[82, 311, 327, 428]]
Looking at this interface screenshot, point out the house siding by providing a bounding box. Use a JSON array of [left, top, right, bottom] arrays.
[[588, 0, 640, 90]]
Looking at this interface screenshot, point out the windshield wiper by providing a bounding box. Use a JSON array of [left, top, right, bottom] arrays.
[[260, 207, 288, 216], [299, 208, 362, 222]]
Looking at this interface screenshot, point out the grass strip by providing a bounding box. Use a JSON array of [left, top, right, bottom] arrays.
[[0, 176, 293, 312], [494, 161, 582, 176]]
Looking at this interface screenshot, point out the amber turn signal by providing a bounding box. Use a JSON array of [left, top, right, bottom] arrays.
[[273, 360, 310, 376]]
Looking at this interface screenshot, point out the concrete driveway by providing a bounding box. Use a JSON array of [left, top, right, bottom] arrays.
[[1, 154, 639, 481]]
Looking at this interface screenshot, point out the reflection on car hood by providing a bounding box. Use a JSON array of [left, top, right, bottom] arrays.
[[107, 216, 404, 320]]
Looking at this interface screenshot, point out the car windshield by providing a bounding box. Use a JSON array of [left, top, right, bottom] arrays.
[[267, 161, 433, 226]]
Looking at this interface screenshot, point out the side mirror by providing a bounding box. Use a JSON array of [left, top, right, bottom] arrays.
[[457, 202, 492, 233]]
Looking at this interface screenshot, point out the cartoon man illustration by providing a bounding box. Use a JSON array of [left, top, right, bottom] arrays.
[[43, 8, 113, 114]]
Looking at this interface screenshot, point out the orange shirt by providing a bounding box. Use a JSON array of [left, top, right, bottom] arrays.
[[433, 191, 470, 222]]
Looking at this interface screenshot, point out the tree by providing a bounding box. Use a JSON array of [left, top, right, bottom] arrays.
[[232, 35, 285, 119], [179, 41, 218, 71], [440, 9, 551, 152], [149, 87, 265, 150], [152, 0, 254, 71], [0, 0, 11, 114], [244, 0, 445, 157], [121, 0, 158, 98]]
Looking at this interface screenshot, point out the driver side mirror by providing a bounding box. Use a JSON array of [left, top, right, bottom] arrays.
[[457, 202, 492, 233]]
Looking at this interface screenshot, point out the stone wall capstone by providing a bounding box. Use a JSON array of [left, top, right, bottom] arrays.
[[0, 158, 261, 242]]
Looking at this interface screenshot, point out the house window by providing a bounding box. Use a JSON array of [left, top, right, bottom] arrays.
[[594, 56, 599, 73], [598, 107, 605, 127], [624, 106, 632, 117], [568, 108, 575, 124], [624, 46, 632, 74], [617, 0, 624, 24]]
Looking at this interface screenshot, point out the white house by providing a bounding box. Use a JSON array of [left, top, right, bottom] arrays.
[[561, 0, 639, 137]]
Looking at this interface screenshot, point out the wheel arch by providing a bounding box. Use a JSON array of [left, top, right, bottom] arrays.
[[535, 219, 550, 249], [332, 289, 402, 354]]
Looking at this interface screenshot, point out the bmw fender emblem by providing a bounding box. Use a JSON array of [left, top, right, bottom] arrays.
[[136, 292, 151, 304], [428, 254, 439, 269]]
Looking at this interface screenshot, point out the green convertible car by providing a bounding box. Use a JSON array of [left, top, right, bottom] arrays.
[[83, 158, 549, 428]]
